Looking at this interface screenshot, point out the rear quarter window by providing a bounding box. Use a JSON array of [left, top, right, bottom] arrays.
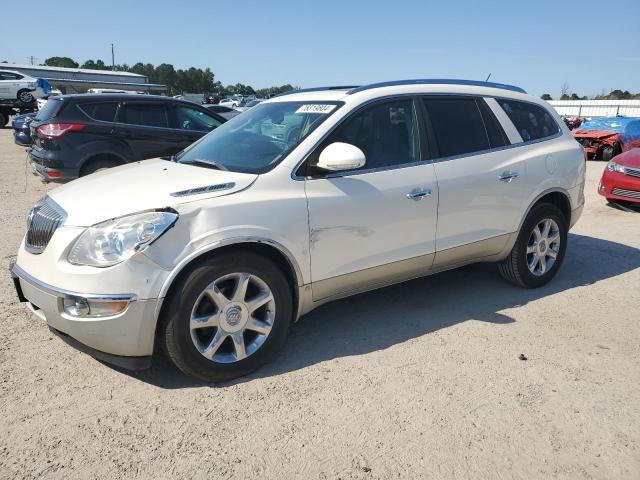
[[78, 102, 118, 122], [497, 99, 559, 142]]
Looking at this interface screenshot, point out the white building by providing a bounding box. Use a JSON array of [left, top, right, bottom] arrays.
[[2, 63, 166, 94], [548, 100, 640, 118]]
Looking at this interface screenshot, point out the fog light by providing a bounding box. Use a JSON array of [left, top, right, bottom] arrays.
[[63, 297, 130, 317]]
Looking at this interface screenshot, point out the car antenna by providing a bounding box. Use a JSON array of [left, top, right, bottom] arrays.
[[485, 73, 492, 82]]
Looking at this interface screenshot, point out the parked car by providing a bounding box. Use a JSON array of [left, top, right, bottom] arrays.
[[572, 117, 640, 161], [203, 104, 241, 120], [12, 112, 36, 146], [28, 94, 226, 182], [12, 79, 585, 381], [235, 99, 263, 113], [598, 148, 640, 204], [219, 97, 243, 108], [0, 70, 49, 103]]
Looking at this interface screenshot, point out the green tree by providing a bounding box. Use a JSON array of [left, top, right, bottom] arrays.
[[44, 56, 79, 68], [81, 59, 110, 70], [540, 93, 552, 100]]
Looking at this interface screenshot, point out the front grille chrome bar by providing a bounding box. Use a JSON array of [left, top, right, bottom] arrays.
[[25, 197, 66, 254]]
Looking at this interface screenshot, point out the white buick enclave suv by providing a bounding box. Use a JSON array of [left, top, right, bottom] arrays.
[[12, 80, 585, 381]]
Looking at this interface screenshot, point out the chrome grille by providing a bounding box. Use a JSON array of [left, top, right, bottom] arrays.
[[623, 166, 640, 178], [612, 188, 640, 200], [25, 197, 66, 254]]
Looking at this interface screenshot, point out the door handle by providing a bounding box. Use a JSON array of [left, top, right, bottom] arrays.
[[406, 188, 432, 201], [498, 171, 519, 183]]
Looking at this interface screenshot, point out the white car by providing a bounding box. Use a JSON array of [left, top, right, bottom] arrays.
[[218, 97, 242, 108], [12, 79, 585, 381], [0, 69, 46, 103]]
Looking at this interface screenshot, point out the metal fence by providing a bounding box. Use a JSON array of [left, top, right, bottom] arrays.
[[548, 100, 640, 118]]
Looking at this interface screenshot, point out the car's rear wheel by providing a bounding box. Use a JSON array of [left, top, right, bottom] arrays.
[[17, 89, 34, 104], [498, 203, 568, 288], [160, 252, 293, 382]]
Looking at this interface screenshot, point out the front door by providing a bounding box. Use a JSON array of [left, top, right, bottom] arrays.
[[304, 98, 438, 301]]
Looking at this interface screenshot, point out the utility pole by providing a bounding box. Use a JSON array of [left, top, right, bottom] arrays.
[[111, 43, 115, 70], [27, 56, 37, 65]]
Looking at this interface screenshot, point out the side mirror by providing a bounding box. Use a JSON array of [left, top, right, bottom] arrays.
[[317, 142, 366, 172]]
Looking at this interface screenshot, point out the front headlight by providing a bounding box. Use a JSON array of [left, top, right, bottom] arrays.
[[68, 211, 178, 267], [607, 161, 626, 173]]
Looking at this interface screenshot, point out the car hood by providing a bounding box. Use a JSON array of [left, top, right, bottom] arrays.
[[48, 158, 258, 226], [611, 148, 640, 168], [572, 129, 619, 139]]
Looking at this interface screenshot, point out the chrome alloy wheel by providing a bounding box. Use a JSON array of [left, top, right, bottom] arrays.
[[189, 272, 276, 364], [526, 218, 561, 277]]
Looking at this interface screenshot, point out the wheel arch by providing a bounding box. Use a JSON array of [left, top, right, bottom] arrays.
[[154, 238, 304, 346], [79, 152, 126, 175], [520, 188, 572, 231]]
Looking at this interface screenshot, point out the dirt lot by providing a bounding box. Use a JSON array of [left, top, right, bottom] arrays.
[[0, 127, 638, 480]]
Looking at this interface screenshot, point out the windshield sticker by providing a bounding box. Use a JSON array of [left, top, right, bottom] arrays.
[[295, 104, 336, 114]]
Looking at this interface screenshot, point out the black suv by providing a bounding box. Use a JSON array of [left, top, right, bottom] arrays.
[[28, 94, 226, 182]]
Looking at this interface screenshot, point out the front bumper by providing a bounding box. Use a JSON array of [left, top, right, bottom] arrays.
[[11, 262, 158, 369], [598, 170, 640, 204]]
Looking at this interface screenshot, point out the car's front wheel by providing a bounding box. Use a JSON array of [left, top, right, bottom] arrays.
[[498, 203, 568, 288], [17, 89, 34, 103], [160, 251, 293, 382]]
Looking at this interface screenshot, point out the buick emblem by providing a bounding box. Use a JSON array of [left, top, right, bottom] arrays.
[[225, 305, 242, 326]]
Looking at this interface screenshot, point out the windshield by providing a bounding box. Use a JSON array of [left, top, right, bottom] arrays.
[[177, 101, 343, 174], [35, 98, 63, 121]]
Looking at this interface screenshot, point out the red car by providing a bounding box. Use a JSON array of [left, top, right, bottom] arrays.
[[599, 148, 640, 203], [573, 117, 640, 161]]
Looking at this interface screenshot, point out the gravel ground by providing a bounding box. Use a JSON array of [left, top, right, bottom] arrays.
[[0, 127, 639, 480]]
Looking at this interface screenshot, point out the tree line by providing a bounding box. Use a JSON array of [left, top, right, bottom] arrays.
[[541, 83, 640, 101], [39, 56, 295, 97]]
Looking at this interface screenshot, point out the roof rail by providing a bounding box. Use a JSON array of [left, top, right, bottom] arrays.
[[347, 79, 527, 95], [275, 86, 360, 97]]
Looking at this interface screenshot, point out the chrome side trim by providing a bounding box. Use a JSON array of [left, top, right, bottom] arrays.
[[290, 93, 565, 181], [11, 263, 138, 302], [312, 252, 435, 301], [432, 233, 511, 269]]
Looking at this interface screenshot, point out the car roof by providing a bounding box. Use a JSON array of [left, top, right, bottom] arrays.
[[57, 93, 198, 104]]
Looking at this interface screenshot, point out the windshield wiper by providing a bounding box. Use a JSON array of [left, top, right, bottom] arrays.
[[180, 159, 227, 171]]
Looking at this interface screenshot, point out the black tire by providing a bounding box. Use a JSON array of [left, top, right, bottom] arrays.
[[17, 89, 34, 104], [0, 112, 7, 127], [160, 252, 293, 382], [498, 203, 568, 288], [80, 158, 119, 176], [601, 145, 614, 162]]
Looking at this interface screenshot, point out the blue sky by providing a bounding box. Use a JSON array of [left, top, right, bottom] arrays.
[[3, 0, 639, 97]]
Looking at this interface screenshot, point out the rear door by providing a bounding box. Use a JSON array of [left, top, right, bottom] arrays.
[[422, 96, 530, 267], [114, 102, 183, 159], [170, 104, 224, 149]]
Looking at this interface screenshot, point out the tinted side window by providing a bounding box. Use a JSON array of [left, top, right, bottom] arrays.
[[79, 102, 118, 122], [423, 98, 489, 157], [497, 99, 559, 142], [478, 99, 509, 148], [175, 106, 222, 132], [119, 103, 169, 128], [322, 99, 420, 171]]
